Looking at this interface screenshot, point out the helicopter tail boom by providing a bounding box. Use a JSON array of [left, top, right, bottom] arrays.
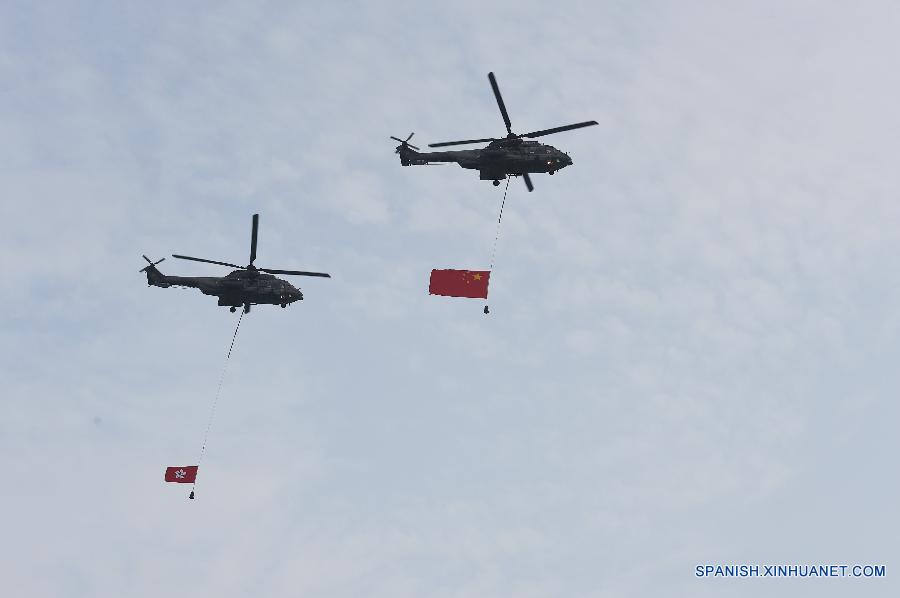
[[395, 141, 473, 167], [397, 144, 430, 166], [393, 133, 429, 166]]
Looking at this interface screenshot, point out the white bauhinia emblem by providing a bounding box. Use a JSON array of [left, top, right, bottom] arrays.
[[175, 469, 187, 479]]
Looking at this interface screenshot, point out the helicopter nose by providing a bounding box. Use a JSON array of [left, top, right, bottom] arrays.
[[282, 290, 302, 303]]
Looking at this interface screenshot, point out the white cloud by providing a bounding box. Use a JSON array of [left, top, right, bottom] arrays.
[[2, 2, 900, 597]]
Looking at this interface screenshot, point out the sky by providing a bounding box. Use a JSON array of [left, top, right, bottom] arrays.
[[1, 1, 898, 596]]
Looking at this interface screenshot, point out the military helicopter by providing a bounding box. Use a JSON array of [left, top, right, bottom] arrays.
[[393, 72, 597, 192], [140, 214, 330, 313]]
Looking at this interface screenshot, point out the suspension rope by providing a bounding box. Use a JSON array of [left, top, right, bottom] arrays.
[[489, 176, 512, 271], [483, 177, 512, 315], [192, 310, 244, 496]]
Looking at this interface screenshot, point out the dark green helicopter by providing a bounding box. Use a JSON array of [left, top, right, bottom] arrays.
[[393, 72, 597, 192], [140, 214, 330, 313]]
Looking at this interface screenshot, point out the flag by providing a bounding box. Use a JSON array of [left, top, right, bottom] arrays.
[[164, 466, 198, 483], [429, 269, 490, 299]]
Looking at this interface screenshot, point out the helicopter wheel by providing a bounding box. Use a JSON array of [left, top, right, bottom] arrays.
[[493, 180, 501, 186], [549, 170, 555, 175], [229, 306, 237, 313], [280, 303, 287, 308]]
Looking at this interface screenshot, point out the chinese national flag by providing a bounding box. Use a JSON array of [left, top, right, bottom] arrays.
[[164, 466, 198, 483], [429, 269, 490, 299]]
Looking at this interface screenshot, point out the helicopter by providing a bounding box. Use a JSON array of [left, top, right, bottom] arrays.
[[393, 72, 597, 192], [140, 214, 330, 313]]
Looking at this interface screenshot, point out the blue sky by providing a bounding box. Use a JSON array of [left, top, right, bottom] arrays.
[[1, 2, 898, 596]]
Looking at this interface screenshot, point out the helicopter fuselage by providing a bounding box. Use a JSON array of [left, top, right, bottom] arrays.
[[143, 265, 303, 310], [393, 72, 595, 192], [140, 213, 329, 313], [398, 138, 573, 182]]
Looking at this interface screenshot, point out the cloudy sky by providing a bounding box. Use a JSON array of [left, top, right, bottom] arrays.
[[1, 1, 898, 596]]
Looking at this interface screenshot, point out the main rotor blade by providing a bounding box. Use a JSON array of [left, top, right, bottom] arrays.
[[260, 268, 331, 278], [488, 72, 513, 135], [522, 172, 534, 192], [250, 213, 259, 266], [521, 120, 598, 138], [172, 254, 242, 269], [428, 137, 496, 148]]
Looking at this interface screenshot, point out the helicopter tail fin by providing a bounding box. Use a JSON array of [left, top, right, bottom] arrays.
[[391, 133, 428, 166], [140, 255, 170, 287]]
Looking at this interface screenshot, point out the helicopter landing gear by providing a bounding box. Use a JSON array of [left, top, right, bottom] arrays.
[[493, 179, 501, 186], [280, 303, 287, 308], [243, 304, 251, 314], [229, 306, 237, 313], [549, 170, 555, 175]]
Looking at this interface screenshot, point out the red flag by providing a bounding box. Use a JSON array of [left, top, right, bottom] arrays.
[[164, 466, 198, 483], [429, 269, 490, 299]]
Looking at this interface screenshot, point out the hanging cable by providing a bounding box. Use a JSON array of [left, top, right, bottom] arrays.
[[484, 177, 512, 314], [191, 311, 244, 497], [489, 177, 512, 271]]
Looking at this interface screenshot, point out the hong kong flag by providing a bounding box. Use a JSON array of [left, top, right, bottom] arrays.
[[429, 269, 490, 299], [164, 466, 198, 483]]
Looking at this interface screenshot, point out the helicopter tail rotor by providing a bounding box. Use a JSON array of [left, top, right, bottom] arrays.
[[393, 133, 428, 166], [140, 255, 169, 286], [139, 254, 165, 271], [391, 132, 420, 152]]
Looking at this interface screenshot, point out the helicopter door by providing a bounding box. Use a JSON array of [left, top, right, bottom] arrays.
[[479, 170, 507, 181]]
